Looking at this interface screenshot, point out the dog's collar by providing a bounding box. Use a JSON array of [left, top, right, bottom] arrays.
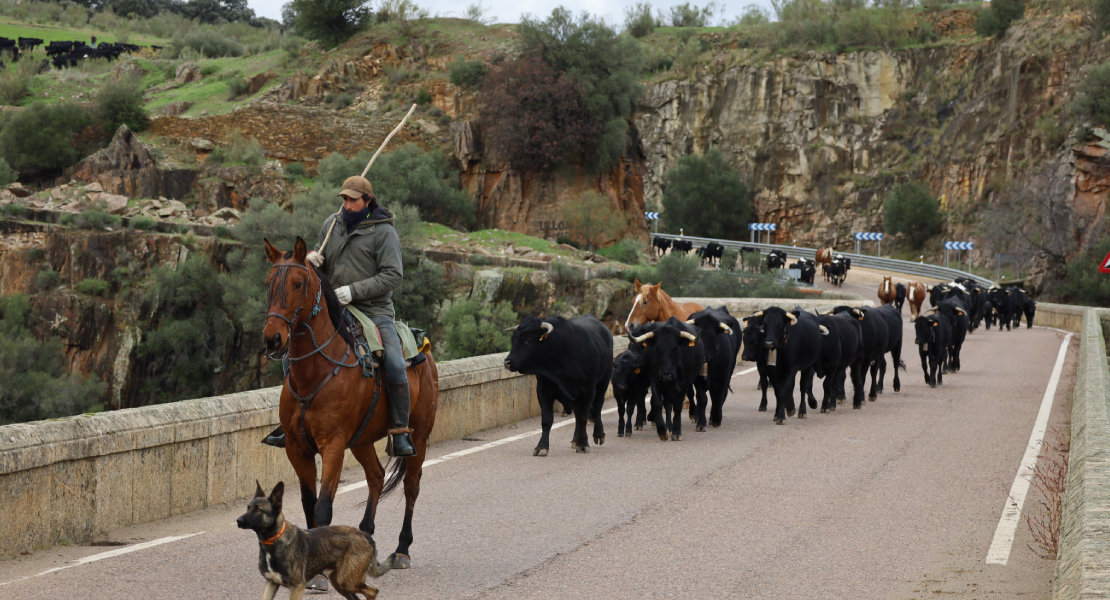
[[259, 522, 286, 546]]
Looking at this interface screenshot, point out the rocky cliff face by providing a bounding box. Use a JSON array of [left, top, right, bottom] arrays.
[[634, 11, 1106, 281]]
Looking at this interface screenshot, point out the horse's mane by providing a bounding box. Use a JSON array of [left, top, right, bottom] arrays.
[[311, 264, 357, 349]]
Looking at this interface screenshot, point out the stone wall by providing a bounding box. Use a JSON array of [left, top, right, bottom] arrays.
[[0, 339, 627, 554]]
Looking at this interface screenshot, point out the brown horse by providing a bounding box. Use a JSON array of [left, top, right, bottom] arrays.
[[262, 237, 438, 571], [877, 276, 897, 306], [623, 279, 705, 332], [907, 280, 927, 319], [816, 247, 833, 281]]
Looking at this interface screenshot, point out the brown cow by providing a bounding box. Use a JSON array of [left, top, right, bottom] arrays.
[[906, 281, 927, 319], [877, 276, 897, 305], [816, 247, 833, 281]]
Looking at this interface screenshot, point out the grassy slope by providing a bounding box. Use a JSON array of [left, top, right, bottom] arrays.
[[141, 50, 290, 116], [0, 19, 167, 46]]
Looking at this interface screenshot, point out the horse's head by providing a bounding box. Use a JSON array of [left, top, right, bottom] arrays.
[[262, 237, 315, 358], [625, 280, 666, 331]]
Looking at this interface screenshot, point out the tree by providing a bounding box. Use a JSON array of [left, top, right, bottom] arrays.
[[974, 0, 1024, 37], [438, 299, 516, 360], [623, 2, 656, 37], [1071, 64, 1110, 126], [513, 7, 644, 171], [561, 191, 627, 250], [657, 2, 721, 27], [95, 76, 149, 135], [183, 0, 256, 23], [660, 149, 753, 240], [287, 0, 371, 47], [0, 103, 94, 181], [480, 57, 602, 171], [883, 182, 942, 248]]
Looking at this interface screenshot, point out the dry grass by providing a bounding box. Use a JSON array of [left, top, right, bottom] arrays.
[[1024, 426, 1069, 559]]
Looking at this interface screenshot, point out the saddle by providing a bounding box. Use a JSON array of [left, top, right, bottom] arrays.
[[341, 308, 429, 374]]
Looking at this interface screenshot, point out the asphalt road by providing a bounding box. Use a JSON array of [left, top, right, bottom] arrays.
[[0, 272, 1074, 600]]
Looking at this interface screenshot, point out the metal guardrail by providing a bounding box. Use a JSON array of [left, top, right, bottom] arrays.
[[651, 233, 995, 288]]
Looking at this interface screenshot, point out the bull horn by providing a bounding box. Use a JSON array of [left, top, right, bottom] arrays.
[[679, 331, 697, 341], [719, 323, 732, 333], [751, 311, 763, 318], [819, 325, 829, 335], [686, 319, 695, 324], [503, 325, 519, 331], [786, 312, 797, 324], [852, 309, 864, 319], [631, 331, 655, 343], [540, 322, 554, 334]]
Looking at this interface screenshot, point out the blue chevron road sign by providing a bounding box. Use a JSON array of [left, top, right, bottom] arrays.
[[853, 232, 883, 241], [644, 212, 659, 220], [944, 241, 974, 250], [749, 223, 776, 231]]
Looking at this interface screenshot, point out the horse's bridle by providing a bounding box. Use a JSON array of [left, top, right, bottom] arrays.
[[264, 261, 324, 361]]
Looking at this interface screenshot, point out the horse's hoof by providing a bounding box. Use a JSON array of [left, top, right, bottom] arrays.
[[593, 435, 604, 445], [671, 433, 682, 441], [533, 448, 548, 457], [695, 425, 706, 432], [388, 553, 411, 569], [576, 445, 590, 453], [306, 574, 330, 592]]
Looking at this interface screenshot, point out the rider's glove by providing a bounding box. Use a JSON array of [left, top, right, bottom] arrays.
[[306, 250, 324, 268], [335, 286, 352, 305]]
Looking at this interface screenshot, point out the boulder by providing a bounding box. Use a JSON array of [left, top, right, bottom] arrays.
[[211, 207, 242, 222], [176, 62, 201, 84], [68, 125, 196, 200], [190, 138, 214, 151], [160, 101, 193, 116], [247, 71, 276, 95], [99, 194, 130, 214], [5, 183, 32, 198]]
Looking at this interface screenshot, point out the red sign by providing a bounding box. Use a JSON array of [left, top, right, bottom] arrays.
[[1100, 250, 1110, 273]]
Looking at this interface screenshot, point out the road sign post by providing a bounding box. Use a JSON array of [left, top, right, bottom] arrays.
[[944, 241, 973, 271], [853, 232, 883, 256], [749, 223, 776, 245], [645, 211, 659, 234]]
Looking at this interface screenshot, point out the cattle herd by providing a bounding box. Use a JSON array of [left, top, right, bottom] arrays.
[[0, 36, 160, 70], [504, 263, 1040, 455]]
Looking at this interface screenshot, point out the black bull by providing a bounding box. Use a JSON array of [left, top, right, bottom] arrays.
[[630, 317, 707, 441], [740, 307, 822, 424], [686, 306, 741, 431], [832, 304, 904, 404], [504, 315, 612, 455]]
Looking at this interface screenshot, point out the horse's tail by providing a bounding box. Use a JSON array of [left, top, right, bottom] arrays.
[[380, 456, 407, 499]]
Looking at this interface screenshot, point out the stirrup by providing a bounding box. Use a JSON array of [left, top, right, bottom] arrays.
[[386, 430, 416, 457], [261, 426, 286, 448]]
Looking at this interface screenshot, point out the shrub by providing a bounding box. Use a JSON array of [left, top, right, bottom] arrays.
[[95, 76, 150, 134], [77, 210, 122, 230], [1, 203, 29, 218], [129, 215, 158, 230], [393, 249, 446, 330], [215, 225, 230, 238], [0, 102, 94, 180], [661, 149, 753, 240], [658, 2, 720, 27], [770, 0, 834, 47], [561, 191, 626, 250], [1059, 237, 1110, 306], [461, 0, 494, 25], [974, 0, 1025, 37], [0, 295, 105, 424], [449, 59, 488, 89], [0, 53, 38, 107], [287, 0, 371, 47], [625, 253, 802, 298], [883, 181, 942, 248], [208, 131, 265, 166], [1098, 0, 1110, 34], [596, 239, 644, 265], [76, 278, 110, 296], [377, 0, 430, 36], [284, 161, 307, 179], [226, 77, 250, 100], [0, 157, 15, 187], [1071, 64, 1110, 126], [35, 269, 60, 291], [623, 1, 656, 37], [137, 255, 235, 401], [551, 261, 584, 286], [415, 89, 432, 105], [732, 4, 770, 26], [200, 64, 219, 77], [174, 28, 245, 58], [438, 298, 516, 360]]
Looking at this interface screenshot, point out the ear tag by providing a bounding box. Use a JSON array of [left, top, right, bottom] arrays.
[[633, 368, 640, 374], [932, 322, 938, 327], [539, 333, 548, 341], [688, 340, 696, 347]]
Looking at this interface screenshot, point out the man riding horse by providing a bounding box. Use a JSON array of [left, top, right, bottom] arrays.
[[264, 175, 416, 458]]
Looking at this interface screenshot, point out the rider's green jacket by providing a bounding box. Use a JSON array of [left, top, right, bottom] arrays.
[[314, 205, 402, 319]]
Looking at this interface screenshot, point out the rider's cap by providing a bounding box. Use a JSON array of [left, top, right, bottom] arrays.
[[339, 175, 374, 199]]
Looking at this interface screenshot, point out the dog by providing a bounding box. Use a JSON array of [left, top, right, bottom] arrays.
[[237, 481, 391, 600]]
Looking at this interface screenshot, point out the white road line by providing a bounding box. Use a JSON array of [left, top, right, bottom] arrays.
[[0, 532, 205, 587], [733, 367, 758, 378], [339, 366, 765, 496], [985, 332, 1072, 566]]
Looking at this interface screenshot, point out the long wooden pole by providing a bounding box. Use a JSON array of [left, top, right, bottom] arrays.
[[318, 103, 418, 256]]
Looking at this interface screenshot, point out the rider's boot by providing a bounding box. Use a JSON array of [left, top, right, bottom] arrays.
[[261, 356, 291, 447], [388, 382, 416, 457]]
